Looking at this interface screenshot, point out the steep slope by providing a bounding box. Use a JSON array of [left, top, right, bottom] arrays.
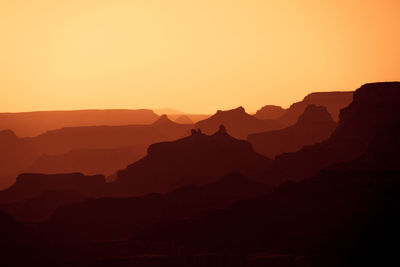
[[195, 107, 284, 139], [111, 125, 271, 196], [278, 91, 353, 125], [254, 105, 286, 120], [248, 105, 337, 158], [0, 109, 160, 137]]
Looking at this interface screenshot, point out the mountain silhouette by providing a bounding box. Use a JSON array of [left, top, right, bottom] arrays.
[[248, 105, 337, 158], [254, 105, 286, 120], [265, 82, 400, 184], [35, 115, 400, 266], [0, 109, 160, 137], [110, 125, 271, 196], [195, 106, 284, 139], [277, 91, 353, 125]]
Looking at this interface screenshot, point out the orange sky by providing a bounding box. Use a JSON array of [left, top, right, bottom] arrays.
[[0, 0, 399, 113]]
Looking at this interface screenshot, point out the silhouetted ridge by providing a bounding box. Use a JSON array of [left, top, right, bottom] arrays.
[[278, 91, 353, 124], [268, 82, 400, 183], [111, 127, 270, 196], [248, 105, 336, 158], [196, 106, 283, 139]]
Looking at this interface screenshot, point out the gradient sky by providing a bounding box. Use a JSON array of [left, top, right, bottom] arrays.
[[1, 0, 399, 113]]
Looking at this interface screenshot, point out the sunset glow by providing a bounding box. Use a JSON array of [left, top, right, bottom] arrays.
[[1, 0, 399, 113]]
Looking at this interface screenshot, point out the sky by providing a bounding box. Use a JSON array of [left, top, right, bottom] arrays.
[[0, 0, 399, 114]]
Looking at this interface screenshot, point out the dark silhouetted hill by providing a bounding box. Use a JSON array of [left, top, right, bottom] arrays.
[[40, 171, 270, 242], [111, 125, 271, 196], [0, 173, 107, 204], [248, 105, 337, 158], [195, 107, 284, 139], [0, 109, 160, 137], [278, 91, 353, 125], [254, 105, 286, 120]]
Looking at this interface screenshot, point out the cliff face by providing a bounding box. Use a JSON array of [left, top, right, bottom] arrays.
[[111, 125, 271, 196], [268, 82, 400, 183], [248, 105, 336, 158]]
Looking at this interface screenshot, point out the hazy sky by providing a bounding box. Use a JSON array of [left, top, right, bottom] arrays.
[[1, 0, 399, 113]]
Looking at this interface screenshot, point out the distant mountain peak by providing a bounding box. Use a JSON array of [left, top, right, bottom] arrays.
[[152, 114, 176, 126], [254, 105, 286, 120]]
